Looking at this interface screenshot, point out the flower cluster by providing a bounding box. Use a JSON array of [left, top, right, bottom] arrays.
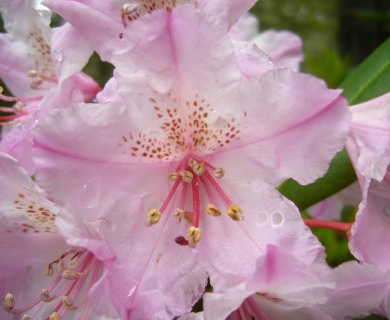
[[1, 1, 390, 319]]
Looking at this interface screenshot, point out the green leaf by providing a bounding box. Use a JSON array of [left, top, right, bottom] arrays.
[[278, 37, 390, 210]]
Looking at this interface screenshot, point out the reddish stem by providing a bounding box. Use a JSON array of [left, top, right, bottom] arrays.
[[304, 218, 352, 232]]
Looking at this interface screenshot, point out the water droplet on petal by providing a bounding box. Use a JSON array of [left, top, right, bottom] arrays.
[[271, 212, 284, 227]]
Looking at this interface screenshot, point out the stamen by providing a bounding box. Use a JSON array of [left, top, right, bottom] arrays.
[[214, 167, 224, 178], [184, 211, 194, 224], [45, 263, 54, 276], [204, 170, 233, 207], [62, 296, 77, 310], [40, 289, 56, 302], [121, 3, 138, 28], [181, 170, 193, 183], [207, 204, 221, 217], [27, 70, 38, 77], [3, 293, 15, 311], [188, 159, 197, 169], [146, 208, 162, 226], [56, 259, 65, 273], [191, 174, 200, 227], [22, 314, 31, 320], [169, 171, 179, 181], [192, 161, 205, 176], [187, 226, 201, 247], [49, 311, 61, 320], [227, 204, 243, 221], [174, 208, 184, 222], [62, 269, 79, 280]]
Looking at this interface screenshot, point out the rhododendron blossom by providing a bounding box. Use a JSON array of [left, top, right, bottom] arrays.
[[0, 153, 119, 320], [30, 6, 351, 318]]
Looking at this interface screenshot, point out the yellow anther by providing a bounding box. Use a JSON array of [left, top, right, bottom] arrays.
[[146, 208, 161, 226], [13, 101, 24, 113], [3, 293, 15, 311], [49, 311, 62, 320], [63, 296, 77, 310], [22, 314, 31, 320], [27, 69, 38, 78], [45, 263, 54, 276], [169, 172, 180, 181], [181, 170, 193, 183], [187, 226, 201, 246], [68, 256, 80, 269], [62, 269, 79, 280], [193, 161, 205, 176], [207, 204, 221, 217], [174, 208, 184, 222], [0, 86, 3, 93], [227, 204, 243, 221], [31, 77, 44, 89], [187, 159, 197, 169], [214, 167, 225, 178], [122, 3, 138, 15], [40, 289, 56, 302]]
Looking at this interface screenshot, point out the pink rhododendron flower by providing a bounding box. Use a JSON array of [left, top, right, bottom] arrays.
[[202, 245, 390, 320], [30, 6, 350, 318], [0, 0, 100, 171], [42, 0, 256, 62], [0, 152, 120, 319]]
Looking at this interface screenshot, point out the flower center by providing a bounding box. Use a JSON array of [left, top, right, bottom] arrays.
[[145, 157, 243, 246], [3, 248, 102, 320]]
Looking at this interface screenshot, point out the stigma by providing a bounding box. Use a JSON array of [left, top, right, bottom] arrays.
[[145, 157, 243, 246], [3, 247, 103, 320]]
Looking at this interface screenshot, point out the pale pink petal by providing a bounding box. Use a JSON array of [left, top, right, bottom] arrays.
[[51, 23, 94, 82], [252, 30, 303, 71], [0, 34, 36, 97], [203, 245, 332, 320], [350, 181, 390, 267], [347, 92, 390, 182], [43, 0, 123, 60], [229, 13, 259, 41], [195, 181, 325, 290], [217, 69, 350, 186]]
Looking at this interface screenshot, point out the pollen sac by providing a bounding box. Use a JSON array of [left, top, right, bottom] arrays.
[[45, 263, 54, 276], [187, 226, 201, 246], [214, 167, 225, 178], [56, 259, 65, 273], [62, 269, 79, 280], [27, 69, 38, 77], [193, 161, 205, 176], [49, 311, 61, 320], [3, 293, 15, 311], [146, 208, 162, 226], [207, 204, 221, 217], [169, 171, 180, 181], [63, 296, 77, 310], [227, 204, 243, 221], [22, 314, 31, 320], [40, 289, 55, 302], [174, 208, 184, 222], [181, 170, 193, 183]]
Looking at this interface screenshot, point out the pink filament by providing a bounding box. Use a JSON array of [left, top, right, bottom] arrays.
[[303, 218, 352, 232], [159, 178, 181, 214], [203, 170, 232, 207], [192, 174, 201, 227]]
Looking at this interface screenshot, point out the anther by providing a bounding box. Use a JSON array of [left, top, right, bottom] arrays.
[[49, 311, 62, 320], [45, 263, 54, 276], [62, 269, 79, 280], [214, 167, 225, 178], [187, 226, 201, 246], [40, 289, 56, 302], [227, 204, 243, 221], [193, 161, 205, 176], [3, 293, 15, 311], [174, 208, 184, 222], [27, 70, 38, 78], [13, 101, 24, 113], [188, 159, 197, 169], [207, 204, 221, 217], [0, 87, 3, 94], [63, 296, 77, 310], [169, 172, 179, 181], [146, 208, 161, 226], [22, 314, 31, 320], [68, 256, 80, 269], [184, 211, 194, 224], [181, 170, 193, 183], [31, 77, 44, 89], [56, 259, 65, 273]]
